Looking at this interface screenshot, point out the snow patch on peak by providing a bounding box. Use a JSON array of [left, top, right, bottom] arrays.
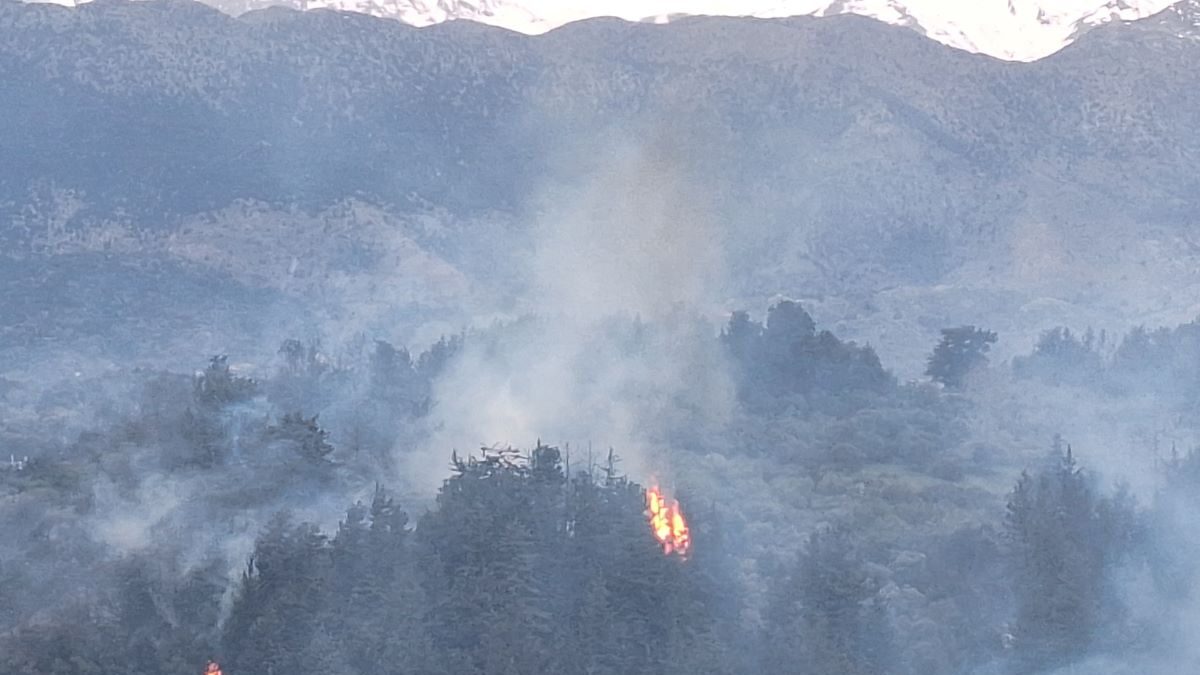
[[17, 0, 1187, 60], [300, 0, 519, 27], [302, 0, 1182, 60], [835, 0, 1178, 60]]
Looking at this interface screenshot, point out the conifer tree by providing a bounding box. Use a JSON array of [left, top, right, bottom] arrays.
[[1004, 447, 1135, 672]]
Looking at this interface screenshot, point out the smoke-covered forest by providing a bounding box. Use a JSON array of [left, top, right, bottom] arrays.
[[5, 301, 1200, 675], [7, 1, 1200, 673]]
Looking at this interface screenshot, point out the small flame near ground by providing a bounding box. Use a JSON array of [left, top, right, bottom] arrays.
[[206, 660, 223, 675], [646, 485, 690, 557]]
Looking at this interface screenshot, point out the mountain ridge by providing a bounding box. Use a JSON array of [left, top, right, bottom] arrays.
[[3, 0, 1200, 371], [19, 0, 1188, 60]]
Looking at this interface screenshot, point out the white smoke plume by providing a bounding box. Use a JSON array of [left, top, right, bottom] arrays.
[[403, 128, 735, 488]]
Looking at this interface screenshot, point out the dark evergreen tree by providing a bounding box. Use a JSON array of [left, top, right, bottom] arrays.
[[764, 526, 891, 675], [1012, 327, 1104, 387], [925, 326, 997, 389], [417, 448, 558, 675], [415, 334, 463, 381], [1146, 446, 1200, 634], [224, 513, 333, 675], [720, 310, 761, 366], [722, 301, 893, 411], [268, 412, 335, 464], [193, 355, 257, 409], [1003, 447, 1136, 672]]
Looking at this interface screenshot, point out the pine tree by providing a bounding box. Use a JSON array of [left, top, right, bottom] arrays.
[[417, 448, 557, 674], [224, 513, 333, 675], [194, 355, 257, 409], [926, 326, 997, 389], [764, 526, 890, 675], [269, 412, 335, 463], [1004, 447, 1134, 671]]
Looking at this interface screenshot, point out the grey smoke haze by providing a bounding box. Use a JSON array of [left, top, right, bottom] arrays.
[[964, 369, 1197, 496], [8, 4, 1200, 672], [527, 130, 725, 320], [409, 128, 735, 488], [42, 127, 738, 596]]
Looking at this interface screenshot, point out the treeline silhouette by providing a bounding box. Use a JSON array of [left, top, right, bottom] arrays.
[[4, 302, 1200, 674]]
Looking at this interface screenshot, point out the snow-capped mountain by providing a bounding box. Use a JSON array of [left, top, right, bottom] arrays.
[[289, 0, 1179, 60], [23, 0, 1187, 60]]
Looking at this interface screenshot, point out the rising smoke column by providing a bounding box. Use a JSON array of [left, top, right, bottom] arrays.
[[403, 127, 735, 490]]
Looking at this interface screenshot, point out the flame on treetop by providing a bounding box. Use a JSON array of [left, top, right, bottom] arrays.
[[646, 485, 690, 558]]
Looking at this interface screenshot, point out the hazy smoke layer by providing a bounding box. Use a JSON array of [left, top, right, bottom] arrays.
[[406, 130, 734, 487]]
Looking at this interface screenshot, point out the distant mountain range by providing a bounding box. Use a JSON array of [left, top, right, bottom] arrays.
[[2, 0, 1200, 372], [20, 0, 1197, 60]]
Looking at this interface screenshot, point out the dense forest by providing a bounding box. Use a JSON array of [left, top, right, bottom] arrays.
[[5, 3, 1200, 673], [3, 300, 1200, 675]]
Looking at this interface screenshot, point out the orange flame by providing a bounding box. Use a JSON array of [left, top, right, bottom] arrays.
[[205, 661, 223, 675], [646, 486, 690, 557]]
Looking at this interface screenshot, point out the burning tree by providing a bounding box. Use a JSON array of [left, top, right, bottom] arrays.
[[217, 443, 732, 675], [646, 485, 691, 557]]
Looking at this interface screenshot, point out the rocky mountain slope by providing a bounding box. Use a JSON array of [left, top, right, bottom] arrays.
[[2, 0, 1199, 372]]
